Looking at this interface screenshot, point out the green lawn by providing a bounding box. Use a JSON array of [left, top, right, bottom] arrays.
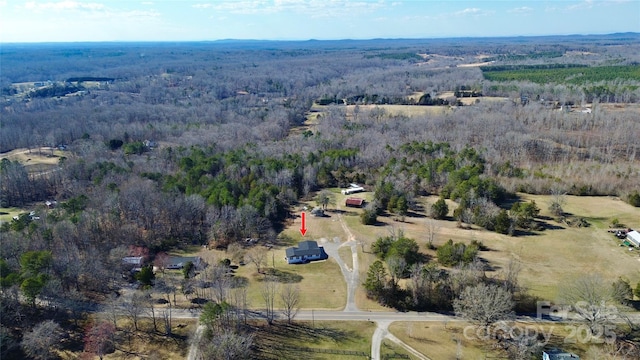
[[252, 320, 375, 360], [0, 207, 24, 223]]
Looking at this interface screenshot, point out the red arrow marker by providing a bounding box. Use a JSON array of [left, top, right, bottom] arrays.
[[300, 211, 307, 236]]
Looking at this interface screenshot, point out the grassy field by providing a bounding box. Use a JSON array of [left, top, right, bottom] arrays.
[[253, 320, 375, 360], [345, 104, 449, 117], [290, 192, 640, 303], [197, 232, 347, 310], [0, 207, 24, 223], [1, 147, 65, 165], [187, 189, 640, 312], [57, 317, 196, 360], [436, 91, 509, 105], [380, 339, 414, 359], [388, 320, 600, 359], [388, 321, 503, 359]]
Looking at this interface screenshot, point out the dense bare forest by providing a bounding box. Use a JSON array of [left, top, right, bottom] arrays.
[[1, 34, 640, 358]]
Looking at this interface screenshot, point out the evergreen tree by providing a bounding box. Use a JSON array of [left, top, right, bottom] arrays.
[[431, 198, 448, 220]]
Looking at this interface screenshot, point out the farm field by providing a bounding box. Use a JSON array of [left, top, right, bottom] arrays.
[[345, 104, 449, 117]]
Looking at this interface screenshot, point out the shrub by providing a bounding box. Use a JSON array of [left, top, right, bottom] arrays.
[[360, 207, 378, 225], [431, 198, 449, 220], [437, 239, 478, 267]]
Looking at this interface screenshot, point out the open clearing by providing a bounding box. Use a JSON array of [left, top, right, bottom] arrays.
[[277, 191, 640, 305], [0, 207, 24, 223], [0, 147, 65, 173], [106, 189, 640, 314], [345, 104, 449, 117]]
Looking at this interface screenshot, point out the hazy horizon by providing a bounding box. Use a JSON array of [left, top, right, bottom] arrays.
[[1, 0, 639, 43]]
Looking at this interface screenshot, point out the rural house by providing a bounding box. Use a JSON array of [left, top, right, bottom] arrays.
[[542, 349, 579, 360], [345, 197, 365, 208], [285, 240, 327, 264], [626, 230, 640, 247], [166, 256, 202, 270], [122, 256, 145, 271], [341, 183, 364, 195]]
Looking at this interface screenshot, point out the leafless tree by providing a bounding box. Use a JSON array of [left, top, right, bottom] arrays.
[[549, 187, 567, 216], [144, 289, 159, 332], [316, 189, 335, 210], [209, 264, 232, 303], [500, 258, 522, 295], [559, 274, 620, 336], [261, 276, 279, 325], [201, 330, 254, 360], [102, 293, 121, 330], [247, 246, 267, 274], [584, 340, 640, 360], [386, 255, 408, 283], [424, 218, 439, 249], [280, 284, 301, 324], [226, 243, 245, 265], [503, 332, 543, 360], [123, 291, 149, 331], [21, 320, 63, 360], [161, 309, 172, 336], [453, 283, 514, 333], [154, 252, 171, 275], [229, 287, 249, 324]]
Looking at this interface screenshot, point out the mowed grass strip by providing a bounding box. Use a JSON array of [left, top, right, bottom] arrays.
[[252, 320, 375, 360]]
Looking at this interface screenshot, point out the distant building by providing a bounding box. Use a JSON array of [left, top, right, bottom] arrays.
[[285, 240, 327, 264], [122, 256, 145, 272], [341, 183, 364, 195], [345, 197, 365, 208], [166, 256, 202, 270], [542, 349, 580, 360], [626, 230, 640, 247]]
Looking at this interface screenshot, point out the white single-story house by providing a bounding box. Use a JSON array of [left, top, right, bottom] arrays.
[[341, 183, 364, 195], [626, 230, 640, 247], [542, 349, 579, 360], [285, 240, 327, 264]]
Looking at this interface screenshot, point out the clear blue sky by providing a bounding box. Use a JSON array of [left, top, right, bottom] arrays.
[[1, 0, 639, 42]]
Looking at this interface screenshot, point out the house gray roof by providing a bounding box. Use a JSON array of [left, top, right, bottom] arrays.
[[286, 241, 322, 257]]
